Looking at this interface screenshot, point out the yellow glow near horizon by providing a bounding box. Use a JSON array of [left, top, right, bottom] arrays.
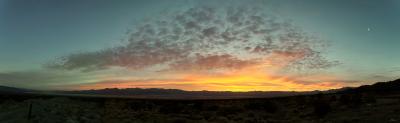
[[77, 74, 343, 92], [77, 61, 345, 92], [72, 52, 348, 91]]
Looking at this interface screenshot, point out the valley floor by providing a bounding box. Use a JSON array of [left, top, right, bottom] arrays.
[[1, 93, 400, 123]]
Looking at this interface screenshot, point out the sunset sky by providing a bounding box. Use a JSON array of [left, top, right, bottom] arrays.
[[1, 0, 400, 91]]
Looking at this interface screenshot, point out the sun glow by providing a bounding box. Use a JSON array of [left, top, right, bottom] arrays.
[[77, 60, 344, 92]]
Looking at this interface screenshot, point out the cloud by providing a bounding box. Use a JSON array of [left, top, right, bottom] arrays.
[[46, 6, 338, 73], [169, 54, 259, 71], [46, 49, 115, 72]]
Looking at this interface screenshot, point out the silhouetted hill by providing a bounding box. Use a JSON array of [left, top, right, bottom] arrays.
[[341, 79, 400, 94], [65, 88, 186, 95], [3, 78, 400, 99], [0, 85, 33, 94], [56, 78, 400, 99], [55, 88, 325, 99]]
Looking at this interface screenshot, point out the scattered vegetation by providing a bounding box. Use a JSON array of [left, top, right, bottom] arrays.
[[0, 92, 399, 123], [1, 79, 400, 122]]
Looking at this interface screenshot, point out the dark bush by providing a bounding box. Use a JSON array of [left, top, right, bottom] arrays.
[[159, 103, 185, 114], [313, 100, 331, 118], [330, 95, 337, 102], [244, 100, 279, 113], [200, 111, 214, 120], [315, 92, 324, 99], [192, 102, 204, 110], [216, 105, 244, 116], [244, 101, 263, 110], [169, 117, 190, 123], [128, 101, 155, 111], [339, 94, 350, 104], [203, 103, 219, 111], [294, 96, 307, 106], [364, 95, 377, 103], [351, 94, 362, 105]]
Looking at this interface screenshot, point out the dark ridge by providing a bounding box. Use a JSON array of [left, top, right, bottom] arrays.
[[62, 88, 187, 95], [339, 78, 400, 94], [53, 88, 326, 99], [2, 78, 399, 99], [0, 85, 33, 94]]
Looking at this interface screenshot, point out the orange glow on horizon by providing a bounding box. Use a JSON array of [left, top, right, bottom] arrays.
[[75, 59, 346, 91], [76, 72, 344, 92]]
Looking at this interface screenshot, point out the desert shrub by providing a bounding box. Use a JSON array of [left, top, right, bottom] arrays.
[[216, 105, 244, 116], [128, 101, 155, 111], [244, 101, 262, 110], [191, 102, 204, 110], [329, 95, 337, 102], [294, 96, 307, 106], [202, 103, 219, 111], [187, 114, 203, 120], [339, 94, 350, 104], [244, 100, 279, 113], [313, 100, 331, 118], [339, 94, 363, 107], [263, 101, 279, 113], [247, 112, 256, 117], [159, 103, 185, 114], [351, 94, 362, 106], [200, 111, 214, 120], [211, 116, 230, 123], [363, 95, 376, 103], [243, 117, 266, 123], [315, 92, 324, 99], [168, 117, 190, 123], [102, 100, 139, 122]]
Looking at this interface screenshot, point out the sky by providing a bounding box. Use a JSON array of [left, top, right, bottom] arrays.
[[0, 0, 399, 91]]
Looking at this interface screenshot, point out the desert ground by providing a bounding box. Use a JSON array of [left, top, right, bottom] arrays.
[[1, 92, 400, 123]]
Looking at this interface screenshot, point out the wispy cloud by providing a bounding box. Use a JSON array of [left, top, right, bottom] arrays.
[[28, 5, 345, 91]]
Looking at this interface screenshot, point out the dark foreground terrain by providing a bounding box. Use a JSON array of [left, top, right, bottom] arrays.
[[1, 79, 400, 123], [1, 93, 400, 123]]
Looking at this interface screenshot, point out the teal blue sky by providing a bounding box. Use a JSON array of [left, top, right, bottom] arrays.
[[0, 0, 173, 71], [0, 0, 399, 90], [272, 0, 400, 80]]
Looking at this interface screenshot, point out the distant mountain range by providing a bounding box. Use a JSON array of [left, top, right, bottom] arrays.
[[0, 85, 33, 94], [0, 86, 324, 99], [342, 79, 400, 94], [57, 88, 320, 99], [1, 78, 399, 99]]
